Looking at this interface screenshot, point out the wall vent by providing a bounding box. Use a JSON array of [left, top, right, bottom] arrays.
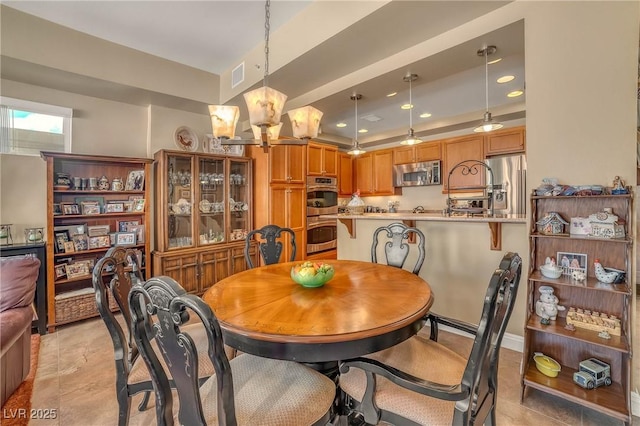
[[231, 63, 244, 88]]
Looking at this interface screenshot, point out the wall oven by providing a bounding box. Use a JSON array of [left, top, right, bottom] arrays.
[[306, 176, 338, 255]]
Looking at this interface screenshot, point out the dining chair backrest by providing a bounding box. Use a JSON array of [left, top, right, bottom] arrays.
[[128, 276, 233, 426], [244, 224, 296, 269], [371, 222, 425, 275]]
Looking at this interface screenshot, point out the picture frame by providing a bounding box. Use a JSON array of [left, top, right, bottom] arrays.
[[133, 198, 146, 212], [54, 230, 70, 253], [557, 251, 588, 277], [54, 223, 87, 237], [53, 203, 62, 215], [54, 263, 67, 279], [63, 241, 76, 253], [74, 197, 104, 210], [61, 203, 80, 215], [115, 232, 136, 246], [204, 134, 226, 154], [65, 262, 90, 279], [125, 170, 145, 191], [117, 220, 139, 233], [75, 258, 96, 273], [127, 225, 145, 244], [105, 202, 124, 213], [89, 235, 111, 249], [122, 201, 134, 212], [81, 201, 101, 215], [72, 233, 89, 251], [87, 224, 110, 237]]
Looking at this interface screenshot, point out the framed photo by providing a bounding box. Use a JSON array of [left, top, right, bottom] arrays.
[[54, 223, 87, 237], [54, 264, 67, 279], [133, 199, 146, 212], [115, 232, 136, 246], [117, 220, 139, 232], [72, 233, 89, 251], [105, 202, 124, 213], [63, 241, 76, 253], [89, 235, 111, 249], [128, 195, 143, 202], [122, 201, 134, 212], [74, 197, 104, 210], [53, 203, 62, 215], [127, 225, 145, 244], [61, 203, 80, 215], [54, 230, 70, 253], [81, 201, 101, 215], [557, 251, 587, 277], [65, 262, 90, 279], [75, 258, 96, 273], [125, 170, 145, 191], [87, 225, 110, 237]]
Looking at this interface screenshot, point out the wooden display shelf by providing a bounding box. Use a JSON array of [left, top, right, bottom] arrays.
[[528, 271, 631, 294], [525, 316, 629, 352], [53, 190, 145, 195], [530, 232, 630, 244], [54, 212, 145, 220], [523, 362, 629, 422]]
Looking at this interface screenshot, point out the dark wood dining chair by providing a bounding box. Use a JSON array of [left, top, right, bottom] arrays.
[[371, 222, 426, 275], [92, 246, 215, 426], [339, 252, 522, 426], [128, 275, 335, 426], [244, 224, 296, 269]]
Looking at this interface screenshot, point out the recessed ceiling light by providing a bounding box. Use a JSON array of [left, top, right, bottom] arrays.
[[507, 90, 524, 97], [497, 75, 515, 83], [336, 122, 347, 128], [400, 103, 413, 110], [419, 112, 432, 118], [358, 128, 368, 133], [488, 57, 502, 65], [386, 92, 397, 97]]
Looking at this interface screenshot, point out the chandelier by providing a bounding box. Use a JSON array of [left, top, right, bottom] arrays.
[[473, 45, 503, 133], [399, 73, 423, 145], [347, 94, 366, 156]]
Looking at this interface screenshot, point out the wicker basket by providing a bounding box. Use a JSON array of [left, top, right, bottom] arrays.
[[55, 287, 118, 323], [347, 205, 365, 215]]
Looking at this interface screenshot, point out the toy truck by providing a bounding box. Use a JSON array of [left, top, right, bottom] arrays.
[[572, 358, 612, 389]]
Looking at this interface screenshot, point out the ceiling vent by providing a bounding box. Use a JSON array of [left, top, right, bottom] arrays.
[[361, 114, 382, 122], [231, 63, 244, 89]]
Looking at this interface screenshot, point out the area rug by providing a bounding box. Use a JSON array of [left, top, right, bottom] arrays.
[[1, 334, 41, 426]]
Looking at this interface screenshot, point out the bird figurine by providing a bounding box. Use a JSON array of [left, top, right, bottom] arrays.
[[594, 259, 619, 284]]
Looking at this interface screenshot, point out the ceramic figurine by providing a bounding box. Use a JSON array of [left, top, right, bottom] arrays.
[[611, 176, 628, 194], [535, 285, 565, 321], [98, 175, 110, 190], [593, 259, 619, 284], [571, 270, 586, 282]]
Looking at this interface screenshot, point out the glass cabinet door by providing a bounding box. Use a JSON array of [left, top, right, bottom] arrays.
[[167, 154, 194, 248], [228, 159, 250, 242], [198, 156, 226, 245]]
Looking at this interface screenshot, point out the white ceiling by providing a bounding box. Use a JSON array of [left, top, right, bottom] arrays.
[[2, 1, 526, 148]]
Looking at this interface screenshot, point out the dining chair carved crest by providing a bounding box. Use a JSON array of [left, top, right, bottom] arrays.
[[371, 222, 425, 275], [340, 252, 522, 426], [129, 276, 335, 426], [244, 224, 296, 269], [92, 246, 214, 426]]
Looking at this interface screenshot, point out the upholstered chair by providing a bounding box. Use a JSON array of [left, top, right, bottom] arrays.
[[340, 252, 522, 426], [92, 246, 216, 426], [244, 224, 296, 269], [129, 275, 335, 425]]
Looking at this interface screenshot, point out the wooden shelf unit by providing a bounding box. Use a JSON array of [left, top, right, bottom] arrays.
[[41, 152, 152, 331], [521, 191, 633, 424]]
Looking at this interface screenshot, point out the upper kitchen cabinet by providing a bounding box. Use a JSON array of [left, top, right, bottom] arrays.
[[484, 126, 526, 156], [442, 134, 485, 192], [393, 141, 442, 165], [270, 144, 306, 184], [307, 141, 338, 177], [338, 152, 354, 196], [355, 149, 398, 196]]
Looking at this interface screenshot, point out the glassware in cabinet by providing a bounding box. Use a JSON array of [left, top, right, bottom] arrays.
[[166, 154, 194, 249], [197, 156, 226, 245], [228, 159, 250, 242]]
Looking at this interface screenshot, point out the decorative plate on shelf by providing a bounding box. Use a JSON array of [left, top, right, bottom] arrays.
[[174, 126, 199, 152]]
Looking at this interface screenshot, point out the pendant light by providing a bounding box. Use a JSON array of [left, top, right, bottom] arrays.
[[347, 94, 366, 156], [473, 45, 503, 133], [399, 73, 423, 145], [213, 0, 322, 151]]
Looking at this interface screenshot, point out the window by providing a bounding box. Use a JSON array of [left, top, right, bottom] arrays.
[[0, 97, 72, 156]]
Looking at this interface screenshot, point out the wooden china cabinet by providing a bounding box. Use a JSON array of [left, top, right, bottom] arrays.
[[522, 191, 633, 424], [152, 150, 257, 294]]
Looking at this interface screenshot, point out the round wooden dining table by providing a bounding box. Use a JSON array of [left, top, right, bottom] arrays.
[[202, 259, 434, 368]]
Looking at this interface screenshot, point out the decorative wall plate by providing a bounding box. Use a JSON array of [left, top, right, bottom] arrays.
[[174, 126, 199, 152]]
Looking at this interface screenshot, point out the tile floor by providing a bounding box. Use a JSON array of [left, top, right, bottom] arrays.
[[28, 313, 639, 426]]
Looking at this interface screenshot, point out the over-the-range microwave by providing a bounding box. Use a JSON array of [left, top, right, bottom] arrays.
[[393, 160, 441, 187]]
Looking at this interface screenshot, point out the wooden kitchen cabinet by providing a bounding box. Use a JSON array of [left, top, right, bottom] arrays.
[[355, 149, 397, 196], [270, 144, 306, 184], [522, 192, 633, 424], [338, 152, 354, 196], [485, 126, 525, 156], [442, 135, 485, 192], [393, 141, 441, 164], [270, 185, 306, 262], [307, 141, 337, 177]]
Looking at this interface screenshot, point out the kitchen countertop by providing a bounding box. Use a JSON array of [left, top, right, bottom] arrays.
[[322, 212, 527, 223]]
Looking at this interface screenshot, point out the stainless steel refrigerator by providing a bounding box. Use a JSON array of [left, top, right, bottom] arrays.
[[485, 154, 527, 215]]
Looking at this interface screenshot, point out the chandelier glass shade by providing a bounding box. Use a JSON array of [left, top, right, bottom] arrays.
[[287, 105, 323, 139], [473, 45, 503, 133], [251, 122, 283, 140], [243, 86, 288, 128], [208, 105, 240, 139]]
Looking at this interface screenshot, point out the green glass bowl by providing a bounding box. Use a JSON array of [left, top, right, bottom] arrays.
[[290, 267, 335, 288]]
